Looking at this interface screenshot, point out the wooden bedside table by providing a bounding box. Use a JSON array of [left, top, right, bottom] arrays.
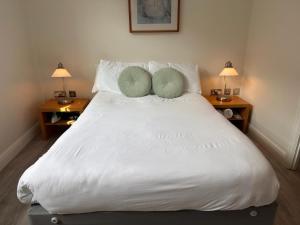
[[39, 99, 89, 139], [204, 95, 252, 133]]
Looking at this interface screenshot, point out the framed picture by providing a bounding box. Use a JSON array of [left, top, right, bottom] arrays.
[[54, 91, 66, 98], [128, 0, 180, 33], [224, 88, 232, 96], [69, 90, 77, 98], [210, 89, 222, 96]]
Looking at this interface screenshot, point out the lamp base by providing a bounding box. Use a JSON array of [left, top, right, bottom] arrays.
[[216, 95, 232, 102], [57, 98, 73, 105]]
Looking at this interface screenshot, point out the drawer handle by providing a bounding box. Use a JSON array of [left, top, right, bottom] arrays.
[[51, 217, 59, 224], [250, 210, 258, 217]]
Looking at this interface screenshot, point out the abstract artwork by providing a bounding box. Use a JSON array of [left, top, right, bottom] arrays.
[[129, 0, 180, 32]]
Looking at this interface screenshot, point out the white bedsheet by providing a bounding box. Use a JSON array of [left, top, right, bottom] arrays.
[[17, 92, 279, 214]]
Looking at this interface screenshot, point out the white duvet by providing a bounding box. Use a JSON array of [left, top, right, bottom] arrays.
[[17, 93, 279, 214]]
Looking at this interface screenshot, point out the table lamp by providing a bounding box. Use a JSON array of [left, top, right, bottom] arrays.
[[217, 61, 239, 102], [52, 62, 73, 105]]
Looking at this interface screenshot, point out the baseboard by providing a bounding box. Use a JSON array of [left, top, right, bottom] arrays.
[[0, 123, 39, 172], [248, 124, 290, 168]]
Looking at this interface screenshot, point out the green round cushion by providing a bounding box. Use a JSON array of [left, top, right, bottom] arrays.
[[118, 66, 152, 97], [152, 68, 184, 99]]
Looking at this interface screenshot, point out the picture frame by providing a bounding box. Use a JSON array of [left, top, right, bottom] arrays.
[[224, 88, 232, 96], [128, 0, 180, 33], [69, 90, 77, 98], [54, 91, 66, 98], [211, 89, 222, 96]]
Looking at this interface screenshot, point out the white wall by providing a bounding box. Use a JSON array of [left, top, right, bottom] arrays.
[[243, 0, 300, 167], [26, 0, 252, 99], [0, 0, 41, 167]]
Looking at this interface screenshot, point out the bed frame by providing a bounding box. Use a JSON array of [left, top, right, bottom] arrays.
[[28, 202, 277, 225]]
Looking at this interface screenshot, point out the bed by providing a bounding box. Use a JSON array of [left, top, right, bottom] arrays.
[[17, 60, 279, 225], [17, 92, 279, 224]]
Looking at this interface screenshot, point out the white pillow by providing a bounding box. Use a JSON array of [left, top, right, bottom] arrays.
[[149, 61, 201, 94], [92, 60, 148, 94]]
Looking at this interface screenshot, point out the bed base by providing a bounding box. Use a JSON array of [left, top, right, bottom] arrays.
[[28, 203, 277, 225]]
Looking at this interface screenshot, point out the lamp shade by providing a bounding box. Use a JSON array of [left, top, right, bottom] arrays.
[[219, 61, 239, 77], [52, 63, 71, 78]]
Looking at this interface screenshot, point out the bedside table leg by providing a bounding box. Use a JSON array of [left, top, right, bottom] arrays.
[[241, 106, 251, 133]]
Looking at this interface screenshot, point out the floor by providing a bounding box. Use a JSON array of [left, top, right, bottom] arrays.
[[0, 135, 299, 225], [0, 137, 55, 225]]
